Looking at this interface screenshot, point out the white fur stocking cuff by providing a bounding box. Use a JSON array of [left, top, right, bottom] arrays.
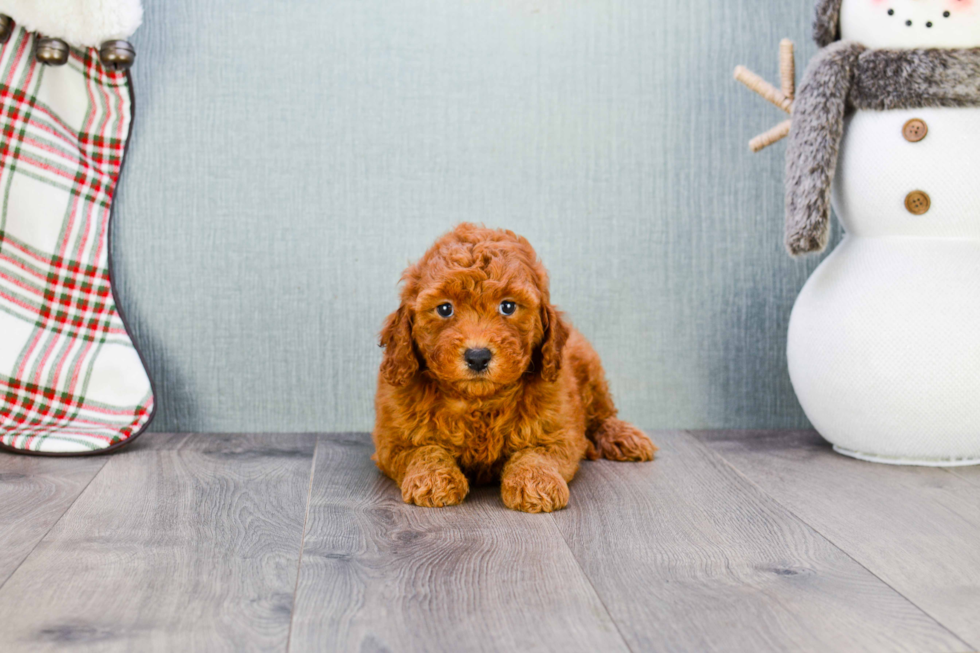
[[0, 0, 142, 48]]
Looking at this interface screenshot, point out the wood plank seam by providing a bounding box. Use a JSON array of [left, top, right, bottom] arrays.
[[693, 431, 976, 651], [0, 457, 109, 592], [0, 433, 313, 651], [546, 510, 636, 652], [698, 433, 930, 603], [552, 431, 971, 651], [286, 436, 320, 653], [944, 467, 980, 489], [289, 433, 632, 651]]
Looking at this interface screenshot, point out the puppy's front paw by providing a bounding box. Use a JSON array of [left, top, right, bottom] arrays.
[[501, 464, 569, 513], [589, 418, 657, 462], [401, 465, 469, 508]]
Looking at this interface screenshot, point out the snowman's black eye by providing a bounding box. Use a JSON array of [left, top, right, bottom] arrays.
[[436, 303, 454, 318], [944, 11, 951, 18], [888, 8, 894, 15], [926, 21, 933, 28], [499, 301, 517, 316], [906, 19, 913, 26]]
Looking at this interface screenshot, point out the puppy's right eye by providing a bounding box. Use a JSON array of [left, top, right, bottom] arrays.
[[436, 303, 454, 318]]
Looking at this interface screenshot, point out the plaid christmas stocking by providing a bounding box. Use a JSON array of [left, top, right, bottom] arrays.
[[0, 27, 154, 455]]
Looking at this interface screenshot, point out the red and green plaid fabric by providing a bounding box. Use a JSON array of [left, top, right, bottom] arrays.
[[0, 28, 153, 454]]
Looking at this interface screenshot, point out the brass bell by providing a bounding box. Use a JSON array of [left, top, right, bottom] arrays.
[[34, 35, 69, 66], [0, 14, 14, 45], [99, 40, 135, 72]]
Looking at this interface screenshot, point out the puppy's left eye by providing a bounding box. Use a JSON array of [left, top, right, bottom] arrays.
[[499, 301, 517, 316], [436, 303, 454, 318]]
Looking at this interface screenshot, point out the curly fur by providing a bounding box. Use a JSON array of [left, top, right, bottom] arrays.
[[785, 45, 980, 255], [372, 224, 656, 513]]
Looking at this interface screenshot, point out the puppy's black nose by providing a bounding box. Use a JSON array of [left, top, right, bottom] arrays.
[[464, 348, 492, 372]]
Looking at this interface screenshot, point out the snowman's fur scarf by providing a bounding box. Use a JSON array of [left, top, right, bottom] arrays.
[[785, 41, 860, 256], [785, 44, 980, 255], [0, 0, 142, 47], [813, 0, 842, 48], [850, 48, 980, 110]]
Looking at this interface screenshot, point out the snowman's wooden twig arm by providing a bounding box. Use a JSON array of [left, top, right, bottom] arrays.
[[734, 40, 795, 152], [734, 66, 793, 114], [750, 120, 792, 153], [784, 41, 864, 256], [780, 39, 795, 99]]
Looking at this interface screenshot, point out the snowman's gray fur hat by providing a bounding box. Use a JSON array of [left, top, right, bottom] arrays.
[[813, 0, 843, 48]]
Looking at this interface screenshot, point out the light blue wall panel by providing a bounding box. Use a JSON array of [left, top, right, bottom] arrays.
[[112, 0, 838, 432]]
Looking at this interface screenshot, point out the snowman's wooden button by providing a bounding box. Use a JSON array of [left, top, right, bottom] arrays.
[[905, 190, 931, 215], [903, 119, 928, 143]]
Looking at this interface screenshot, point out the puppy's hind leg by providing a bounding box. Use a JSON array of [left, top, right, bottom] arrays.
[[589, 417, 657, 462], [570, 337, 657, 462]]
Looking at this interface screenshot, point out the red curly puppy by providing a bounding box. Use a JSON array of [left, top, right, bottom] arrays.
[[373, 224, 656, 513]]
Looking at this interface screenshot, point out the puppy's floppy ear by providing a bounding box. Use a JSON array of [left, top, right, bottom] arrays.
[[379, 304, 419, 386], [538, 304, 570, 383]]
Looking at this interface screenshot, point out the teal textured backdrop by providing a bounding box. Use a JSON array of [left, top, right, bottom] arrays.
[[113, 0, 839, 433]]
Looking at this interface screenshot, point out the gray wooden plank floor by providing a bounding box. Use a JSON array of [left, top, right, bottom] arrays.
[[0, 454, 106, 587], [695, 430, 980, 651], [0, 431, 977, 652], [552, 431, 966, 653], [290, 433, 629, 652], [0, 433, 315, 652], [947, 464, 980, 488]]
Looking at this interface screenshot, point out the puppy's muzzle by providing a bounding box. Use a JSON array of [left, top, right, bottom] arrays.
[[464, 348, 492, 372]]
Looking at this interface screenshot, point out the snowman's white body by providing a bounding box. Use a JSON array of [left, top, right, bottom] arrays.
[[784, 0, 980, 465], [788, 107, 980, 464]]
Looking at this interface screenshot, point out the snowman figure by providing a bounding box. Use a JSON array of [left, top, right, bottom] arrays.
[[778, 0, 980, 464]]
